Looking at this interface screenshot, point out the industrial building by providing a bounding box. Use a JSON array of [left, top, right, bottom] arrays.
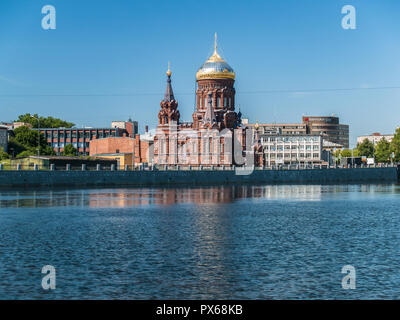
[[38, 119, 138, 156]]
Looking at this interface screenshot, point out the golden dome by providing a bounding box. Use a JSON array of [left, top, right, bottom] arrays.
[[196, 33, 235, 81], [166, 61, 172, 77]]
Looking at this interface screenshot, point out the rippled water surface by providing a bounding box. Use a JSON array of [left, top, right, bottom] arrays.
[[1, 184, 400, 299]]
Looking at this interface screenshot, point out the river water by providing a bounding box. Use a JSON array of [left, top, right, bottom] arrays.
[[0, 184, 399, 299]]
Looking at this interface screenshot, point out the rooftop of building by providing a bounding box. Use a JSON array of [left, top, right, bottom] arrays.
[[36, 127, 123, 130], [323, 140, 344, 147], [19, 155, 117, 161], [247, 123, 307, 127], [360, 132, 395, 137], [91, 153, 133, 156]]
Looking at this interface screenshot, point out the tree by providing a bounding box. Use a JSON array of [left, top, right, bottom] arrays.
[[0, 147, 9, 160], [16, 113, 74, 128], [62, 144, 77, 156], [12, 126, 55, 157], [14, 126, 45, 148], [390, 127, 400, 162], [7, 138, 26, 157], [341, 149, 352, 158], [339, 148, 359, 159], [374, 138, 391, 163], [357, 139, 374, 158], [333, 149, 342, 164], [16, 150, 36, 158]]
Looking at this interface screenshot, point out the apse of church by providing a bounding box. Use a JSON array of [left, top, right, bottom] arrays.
[[154, 34, 256, 167]]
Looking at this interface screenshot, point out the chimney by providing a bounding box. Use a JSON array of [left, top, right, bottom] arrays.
[[145, 125, 148, 133]]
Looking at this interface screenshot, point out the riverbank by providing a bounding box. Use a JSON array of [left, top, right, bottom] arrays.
[[0, 167, 398, 189]]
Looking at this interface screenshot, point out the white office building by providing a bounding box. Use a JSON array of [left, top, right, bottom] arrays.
[[259, 133, 329, 166], [357, 133, 394, 146]]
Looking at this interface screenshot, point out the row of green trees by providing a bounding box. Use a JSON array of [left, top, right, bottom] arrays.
[[334, 128, 400, 163], [16, 113, 74, 129], [0, 114, 77, 160]]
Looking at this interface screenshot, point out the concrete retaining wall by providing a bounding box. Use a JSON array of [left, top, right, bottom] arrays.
[[0, 167, 398, 189]]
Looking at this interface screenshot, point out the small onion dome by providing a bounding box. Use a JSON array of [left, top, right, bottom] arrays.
[[166, 62, 172, 77]]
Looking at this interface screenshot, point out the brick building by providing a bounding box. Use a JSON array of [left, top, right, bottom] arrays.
[[89, 127, 154, 168], [39, 120, 138, 156]]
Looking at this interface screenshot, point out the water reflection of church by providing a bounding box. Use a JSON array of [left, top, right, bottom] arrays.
[[154, 34, 263, 167], [86, 185, 324, 207]]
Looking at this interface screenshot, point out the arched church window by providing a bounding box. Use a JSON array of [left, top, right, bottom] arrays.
[[228, 97, 232, 108], [224, 97, 227, 107], [216, 96, 220, 107]]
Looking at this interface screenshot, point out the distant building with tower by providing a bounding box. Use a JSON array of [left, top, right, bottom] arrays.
[[245, 115, 349, 149]]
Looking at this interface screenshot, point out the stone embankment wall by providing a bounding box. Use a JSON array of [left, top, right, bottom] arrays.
[[0, 167, 398, 189]]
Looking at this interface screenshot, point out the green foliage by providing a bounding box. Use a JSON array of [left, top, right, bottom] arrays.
[[62, 144, 77, 156], [356, 139, 374, 158], [41, 145, 56, 156], [7, 138, 27, 157], [374, 138, 391, 163], [16, 150, 36, 158], [390, 128, 400, 162], [12, 126, 55, 157], [333, 150, 341, 158], [16, 113, 74, 129], [340, 149, 352, 158], [0, 147, 9, 160], [14, 126, 45, 148], [337, 148, 360, 159]]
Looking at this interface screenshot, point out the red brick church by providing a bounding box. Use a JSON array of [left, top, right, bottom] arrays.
[[154, 34, 263, 167]]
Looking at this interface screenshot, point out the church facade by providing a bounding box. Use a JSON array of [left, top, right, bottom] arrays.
[[154, 35, 262, 167]]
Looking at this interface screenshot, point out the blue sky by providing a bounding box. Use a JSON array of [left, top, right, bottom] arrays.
[[1, 0, 400, 146]]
